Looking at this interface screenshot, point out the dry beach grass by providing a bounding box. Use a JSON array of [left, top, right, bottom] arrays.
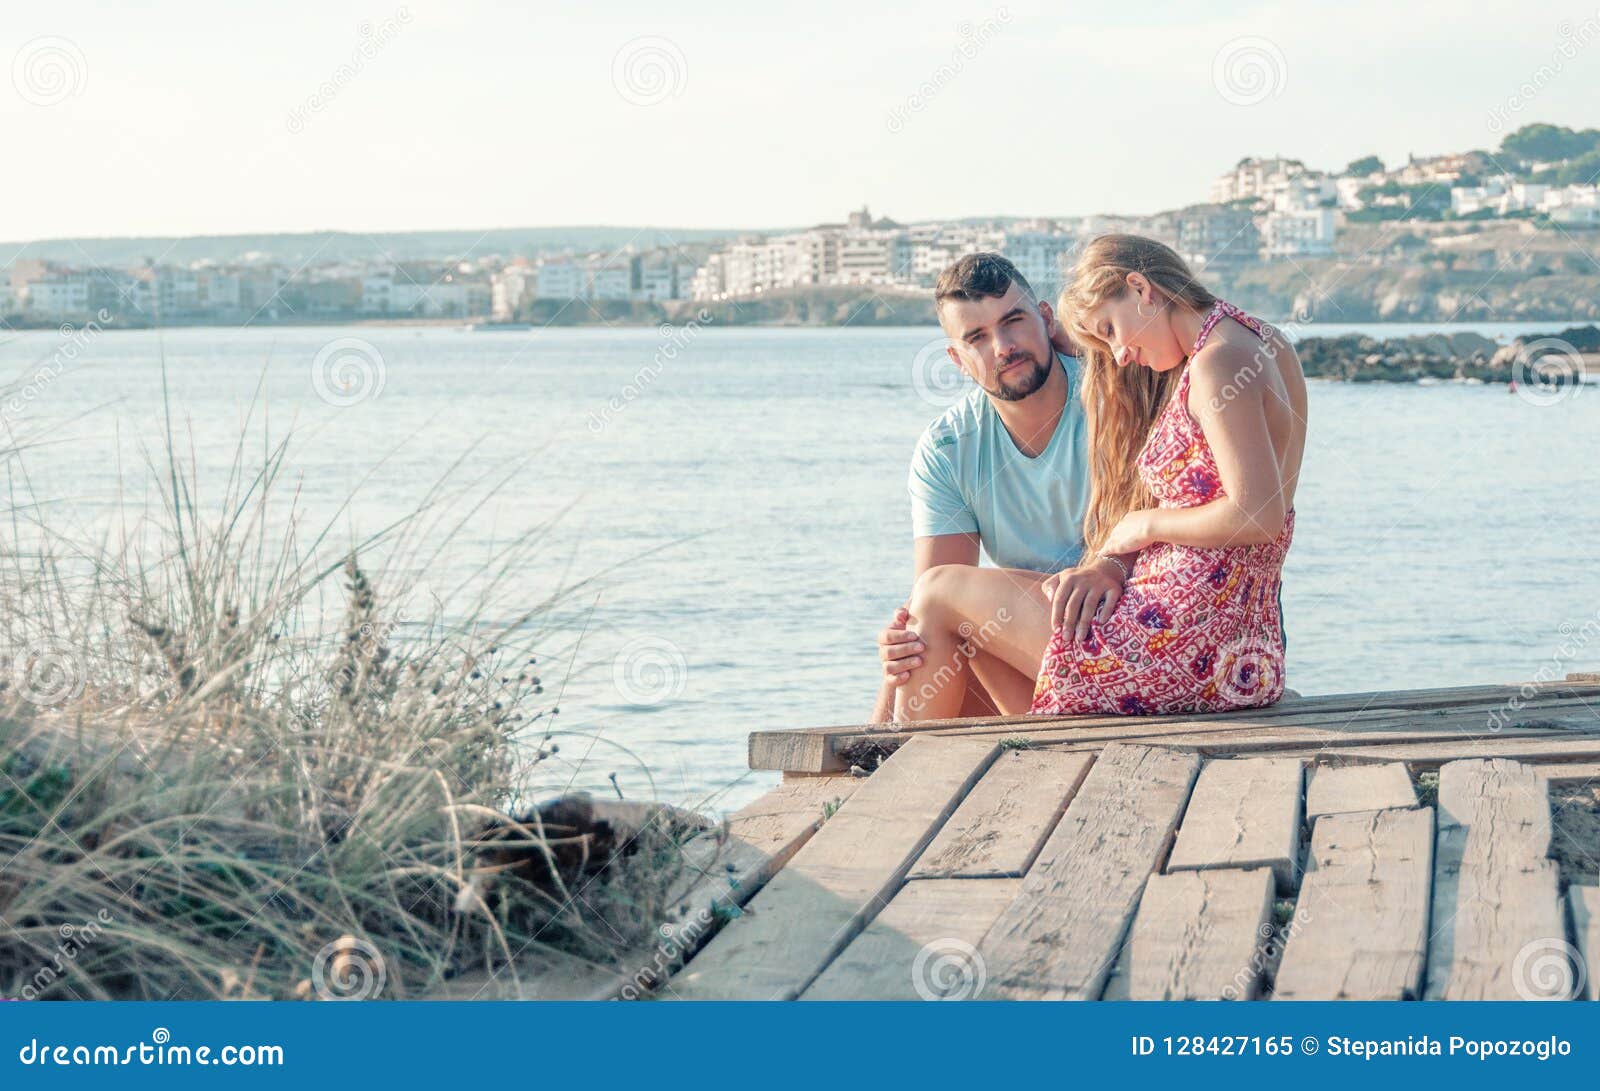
[[0, 396, 711, 1000]]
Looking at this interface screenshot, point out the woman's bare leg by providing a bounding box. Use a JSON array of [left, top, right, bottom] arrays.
[[894, 565, 1056, 721]]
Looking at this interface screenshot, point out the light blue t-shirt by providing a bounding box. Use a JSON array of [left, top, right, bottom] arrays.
[[908, 354, 1090, 573]]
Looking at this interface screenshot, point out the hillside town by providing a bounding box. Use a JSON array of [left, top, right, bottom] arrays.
[[4, 123, 1596, 328]]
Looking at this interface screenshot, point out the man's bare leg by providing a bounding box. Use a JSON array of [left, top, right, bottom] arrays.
[[894, 565, 1055, 721], [964, 647, 1037, 715], [872, 657, 998, 722]]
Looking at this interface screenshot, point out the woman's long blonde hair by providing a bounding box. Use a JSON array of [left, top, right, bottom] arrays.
[[1059, 234, 1218, 553]]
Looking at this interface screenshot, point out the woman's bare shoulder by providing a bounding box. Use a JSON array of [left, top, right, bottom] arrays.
[[1190, 331, 1271, 385]]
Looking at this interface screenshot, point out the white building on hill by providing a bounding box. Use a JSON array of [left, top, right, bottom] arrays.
[[1209, 157, 1308, 204]]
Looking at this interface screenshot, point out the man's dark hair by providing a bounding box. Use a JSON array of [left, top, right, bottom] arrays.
[[934, 252, 1036, 310]]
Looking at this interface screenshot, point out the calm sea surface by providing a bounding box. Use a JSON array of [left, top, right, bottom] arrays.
[[2, 322, 1596, 811]]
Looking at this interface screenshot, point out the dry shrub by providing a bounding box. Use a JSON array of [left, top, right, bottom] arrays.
[[0, 409, 706, 999]]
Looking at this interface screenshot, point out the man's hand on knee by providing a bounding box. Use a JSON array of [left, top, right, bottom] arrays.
[[877, 605, 925, 684]]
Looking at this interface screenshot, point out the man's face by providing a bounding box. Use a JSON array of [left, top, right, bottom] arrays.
[[938, 284, 1055, 402]]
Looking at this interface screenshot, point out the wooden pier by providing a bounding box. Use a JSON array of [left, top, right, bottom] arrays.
[[654, 675, 1600, 1000]]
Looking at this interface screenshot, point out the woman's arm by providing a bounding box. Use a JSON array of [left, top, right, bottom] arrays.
[[1102, 345, 1288, 552]]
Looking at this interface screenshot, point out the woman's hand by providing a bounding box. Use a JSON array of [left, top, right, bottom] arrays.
[[1101, 510, 1157, 556], [1040, 558, 1128, 643]]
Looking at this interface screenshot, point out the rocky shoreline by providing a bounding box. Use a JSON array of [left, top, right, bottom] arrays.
[[1291, 324, 1599, 385]]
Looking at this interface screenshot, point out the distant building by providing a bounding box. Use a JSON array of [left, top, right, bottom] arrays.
[[23, 273, 91, 318], [687, 210, 1070, 301], [1174, 206, 1261, 272], [533, 260, 586, 302], [688, 253, 726, 301], [1261, 205, 1337, 258], [362, 269, 489, 317], [1542, 183, 1600, 225], [491, 264, 534, 320], [1336, 173, 1382, 211], [1209, 157, 1307, 204], [523, 249, 696, 305], [588, 261, 632, 301], [835, 229, 905, 285], [1451, 175, 1551, 216], [1002, 230, 1076, 299], [634, 252, 677, 302], [1395, 150, 1491, 187]]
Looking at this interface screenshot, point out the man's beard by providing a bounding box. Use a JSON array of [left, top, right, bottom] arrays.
[[988, 354, 1052, 402]]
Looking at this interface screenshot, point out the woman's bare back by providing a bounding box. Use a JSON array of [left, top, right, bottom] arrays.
[[1192, 318, 1307, 512]]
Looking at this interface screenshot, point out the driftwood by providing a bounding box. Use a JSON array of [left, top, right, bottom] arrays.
[[465, 793, 712, 902]]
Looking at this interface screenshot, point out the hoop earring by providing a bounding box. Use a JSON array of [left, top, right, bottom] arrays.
[[1136, 300, 1157, 319]]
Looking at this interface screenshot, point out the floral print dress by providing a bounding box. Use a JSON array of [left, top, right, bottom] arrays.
[[1030, 300, 1293, 716]]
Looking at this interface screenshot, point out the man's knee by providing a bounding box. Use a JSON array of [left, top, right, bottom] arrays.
[[906, 563, 966, 625]]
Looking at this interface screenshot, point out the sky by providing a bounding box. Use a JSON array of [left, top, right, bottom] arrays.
[[4, 0, 1600, 241]]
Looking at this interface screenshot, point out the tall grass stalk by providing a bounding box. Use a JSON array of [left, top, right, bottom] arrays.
[[0, 394, 703, 1000]]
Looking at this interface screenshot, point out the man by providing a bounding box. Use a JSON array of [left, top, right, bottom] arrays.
[[870, 252, 1128, 722]]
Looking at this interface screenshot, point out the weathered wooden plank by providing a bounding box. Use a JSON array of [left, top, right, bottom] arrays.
[[670, 775, 862, 923], [907, 749, 1091, 879], [1273, 807, 1434, 1000], [977, 744, 1202, 1000], [1301, 735, 1600, 771], [1569, 886, 1600, 1002], [938, 693, 1600, 744], [1167, 757, 1303, 891], [749, 681, 1600, 772], [749, 731, 833, 776], [667, 736, 999, 1000], [1121, 868, 1275, 1000], [800, 878, 1021, 1000], [1100, 943, 1135, 1000], [1305, 762, 1417, 822], [1425, 759, 1566, 1000], [1538, 761, 1600, 786], [825, 701, 1600, 774]]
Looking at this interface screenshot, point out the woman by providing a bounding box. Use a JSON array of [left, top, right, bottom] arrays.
[[893, 234, 1306, 720]]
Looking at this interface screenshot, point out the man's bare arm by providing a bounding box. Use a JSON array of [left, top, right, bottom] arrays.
[[869, 532, 981, 722]]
